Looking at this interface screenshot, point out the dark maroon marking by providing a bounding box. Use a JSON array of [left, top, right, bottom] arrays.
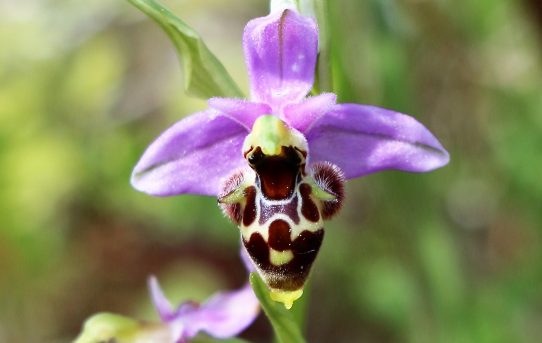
[[244, 228, 325, 291], [218, 170, 245, 224], [220, 203, 241, 224], [294, 147, 307, 159], [300, 183, 320, 222], [251, 146, 301, 200], [268, 229, 324, 290], [243, 232, 269, 268], [247, 146, 265, 166], [259, 195, 299, 225], [242, 186, 257, 226], [268, 219, 292, 251], [292, 229, 324, 257], [311, 162, 345, 219]]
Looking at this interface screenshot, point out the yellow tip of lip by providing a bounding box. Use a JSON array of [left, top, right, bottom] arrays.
[[269, 289, 304, 310]]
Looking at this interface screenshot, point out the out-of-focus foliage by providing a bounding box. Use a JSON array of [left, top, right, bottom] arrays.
[[0, 0, 540, 342]]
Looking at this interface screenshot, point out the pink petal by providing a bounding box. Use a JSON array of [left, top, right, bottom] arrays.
[[282, 93, 336, 132], [243, 9, 318, 112], [131, 110, 248, 196], [208, 98, 272, 129], [306, 104, 450, 179]]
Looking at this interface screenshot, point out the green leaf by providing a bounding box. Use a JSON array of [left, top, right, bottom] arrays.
[[249, 273, 306, 343], [127, 0, 243, 99]]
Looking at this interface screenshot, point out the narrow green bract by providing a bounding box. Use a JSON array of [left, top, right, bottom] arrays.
[[127, 0, 243, 99]]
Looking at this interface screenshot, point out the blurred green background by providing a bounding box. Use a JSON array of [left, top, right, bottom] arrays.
[[1, 0, 541, 342]]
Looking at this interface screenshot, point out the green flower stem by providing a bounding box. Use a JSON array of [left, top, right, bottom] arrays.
[[290, 280, 310, 331], [250, 273, 307, 343], [270, 0, 300, 12]]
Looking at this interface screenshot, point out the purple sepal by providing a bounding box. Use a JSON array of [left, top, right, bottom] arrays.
[[149, 276, 178, 322], [131, 111, 248, 196], [148, 276, 259, 342], [243, 9, 318, 112], [306, 104, 450, 179]]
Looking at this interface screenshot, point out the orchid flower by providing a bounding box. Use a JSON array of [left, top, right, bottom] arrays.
[[74, 280, 259, 343], [131, 8, 449, 308], [75, 251, 259, 343]]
